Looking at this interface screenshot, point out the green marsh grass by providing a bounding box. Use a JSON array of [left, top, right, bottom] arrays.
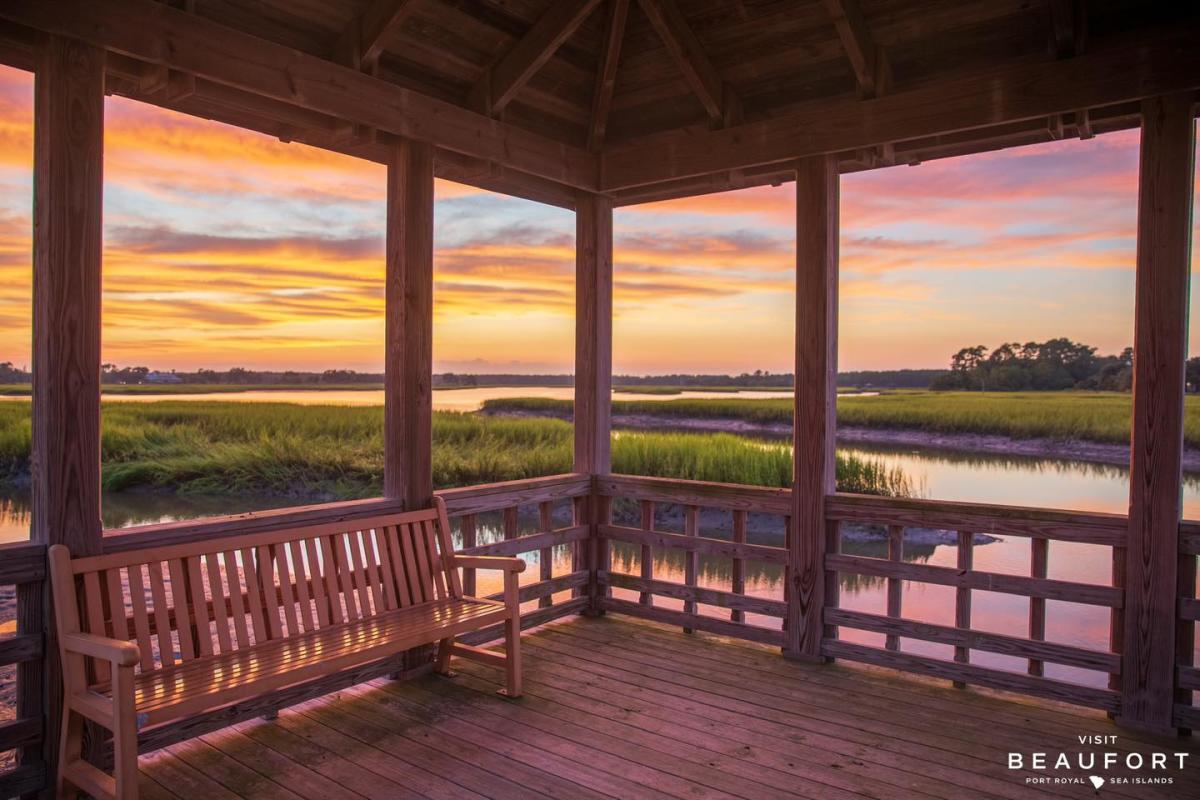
[[483, 391, 1200, 448], [0, 400, 911, 497]]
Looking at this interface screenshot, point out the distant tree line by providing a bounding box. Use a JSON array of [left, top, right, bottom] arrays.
[[930, 339, 1134, 391]]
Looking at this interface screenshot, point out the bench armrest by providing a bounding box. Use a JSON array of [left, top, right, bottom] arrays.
[[63, 632, 140, 668], [456, 555, 526, 574]]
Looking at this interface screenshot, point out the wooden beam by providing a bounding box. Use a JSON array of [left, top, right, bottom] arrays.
[[822, 0, 888, 98], [469, 0, 602, 116], [1118, 92, 1195, 736], [599, 23, 1200, 191], [786, 155, 838, 662], [1048, 0, 1085, 59], [384, 139, 435, 509], [588, 0, 630, 152], [31, 32, 106, 793], [0, 0, 598, 190], [574, 193, 613, 476], [336, 0, 419, 69], [637, 0, 736, 125]]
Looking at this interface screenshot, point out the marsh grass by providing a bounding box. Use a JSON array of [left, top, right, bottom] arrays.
[[0, 400, 911, 497], [483, 391, 1200, 448]]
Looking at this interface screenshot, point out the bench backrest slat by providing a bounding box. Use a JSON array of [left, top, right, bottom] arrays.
[[57, 500, 461, 676]]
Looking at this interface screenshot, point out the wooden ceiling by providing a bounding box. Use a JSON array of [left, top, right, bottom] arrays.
[[0, 0, 1197, 208]]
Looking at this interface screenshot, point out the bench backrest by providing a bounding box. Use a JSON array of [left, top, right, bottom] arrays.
[[49, 498, 463, 682]]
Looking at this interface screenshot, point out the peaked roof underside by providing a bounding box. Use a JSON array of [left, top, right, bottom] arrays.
[[0, 0, 1197, 208]]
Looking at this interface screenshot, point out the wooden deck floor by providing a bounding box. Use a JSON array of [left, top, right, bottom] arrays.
[[137, 615, 1199, 800]]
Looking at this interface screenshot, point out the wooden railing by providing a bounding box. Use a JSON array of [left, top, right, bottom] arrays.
[[593, 473, 1139, 714], [439, 473, 592, 644], [1178, 519, 1200, 730], [0, 540, 47, 799], [3, 472, 1196, 797], [594, 474, 790, 645], [824, 493, 1126, 712]]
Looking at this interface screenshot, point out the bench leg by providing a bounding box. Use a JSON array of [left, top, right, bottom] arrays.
[[436, 637, 455, 677], [113, 665, 140, 800], [499, 572, 522, 698], [57, 705, 84, 798]]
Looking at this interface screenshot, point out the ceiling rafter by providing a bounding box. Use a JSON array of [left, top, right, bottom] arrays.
[[335, 0, 420, 70], [637, 0, 741, 127], [468, 0, 603, 117], [822, 0, 889, 99], [588, 0, 630, 151]]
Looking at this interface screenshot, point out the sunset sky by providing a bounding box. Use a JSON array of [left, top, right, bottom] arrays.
[[0, 64, 1195, 375]]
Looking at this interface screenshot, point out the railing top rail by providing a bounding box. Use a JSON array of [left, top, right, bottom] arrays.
[[827, 492, 1128, 545], [596, 473, 792, 514], [100, 473, 590, 554]]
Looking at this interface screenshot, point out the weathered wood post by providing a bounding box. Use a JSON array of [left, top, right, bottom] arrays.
[[1119, 92, 1195, 735], [575, 193, 613, 613], [384, 137, 434, 677], [384, 138, 435, 510], [786, 155, 839, 661], [28, 34, 106, 793]]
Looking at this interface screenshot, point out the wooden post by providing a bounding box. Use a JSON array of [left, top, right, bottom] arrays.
[[29, 34, 106, 793], [575, 192, 613, 613], [1119, 92, 1195, 736], [384, 138, 434, 510], [786, 155, 839, 662]]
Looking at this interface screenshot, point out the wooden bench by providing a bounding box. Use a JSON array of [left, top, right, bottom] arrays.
[[47, 497, 525, 800]]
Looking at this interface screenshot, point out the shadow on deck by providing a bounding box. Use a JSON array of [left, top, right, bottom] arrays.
[[137, 615, 1199, 800]]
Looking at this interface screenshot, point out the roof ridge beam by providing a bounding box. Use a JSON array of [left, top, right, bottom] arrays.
[[336, 0, 419, 70], [822, 0, 889, 99], [637, 0, 740, 126], [469, 0, 603, 117], [587, 0, 630, 151]]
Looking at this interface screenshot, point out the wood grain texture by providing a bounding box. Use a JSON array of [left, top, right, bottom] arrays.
[[30, 35, 106, 797], [574, 193, 613, 476], [636, 0, 736, 125], [827, 553, 1122, 607], [470, 0, 602, 116], [587, 0, 629, 151], [384, 138, 434, 509], [1120, 92, 1196, 735], [826, 492, 1128, 545], [822, 0, 887, 97], [599, 23, 1200, 191], [787, 155, 838, 661]]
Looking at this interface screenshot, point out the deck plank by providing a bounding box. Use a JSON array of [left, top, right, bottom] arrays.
[[141, 615, 1198, 799]]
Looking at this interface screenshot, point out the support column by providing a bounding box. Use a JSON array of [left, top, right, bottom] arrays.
[[575, 193, 613, 612], [384, 138, 434, 509], [28, 34, 106, 791], [786, 155, 839, 662], [1119, 93, 1195, 735]]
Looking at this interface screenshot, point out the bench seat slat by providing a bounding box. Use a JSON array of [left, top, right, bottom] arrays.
[[127, 565, 155, 672], [319, 536, 344, 625], [363, 529, 386, 613], [147, 563, 175, 667], [223, 550, 251, 649], [205, 553, 233, 653], [166, 559, 196, 660], [289, 540, 316, 632], [90, 598, 506, 727], [304, 537, 331, 628], [241, 547, 269, 643]]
